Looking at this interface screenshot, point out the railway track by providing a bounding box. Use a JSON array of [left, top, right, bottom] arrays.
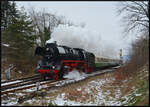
[[1, 74, 41, 84], [1, 79, 65, 95], [1, 65, 120, 95], [1, 74, 43, 92], [1, 78, 43, 91]]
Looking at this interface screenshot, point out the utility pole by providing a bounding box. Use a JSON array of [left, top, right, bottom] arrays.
[[5, 64, 14, 80], [120, 49, 123, 64]]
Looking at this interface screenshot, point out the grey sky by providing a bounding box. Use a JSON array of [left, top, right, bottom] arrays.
[[16, 1, 134, 56]]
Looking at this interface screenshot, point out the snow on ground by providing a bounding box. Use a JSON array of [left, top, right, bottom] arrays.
[[1, 80, 21, 86], [2, 67, 146, 106], [52, 78, 129, 106], [51, 71, 145, 106], [51, 77, 119, 106], [53, 93, 95, 106], [1, 78, 142, 106], [52, 77, 122, 106], [1, 101, 17, 106], [23, 87, 37, 92], [1, 69, 116, 106], [2, 43, 10, 47], [1, 93, 18, 106], [1, 79, 6, 82]]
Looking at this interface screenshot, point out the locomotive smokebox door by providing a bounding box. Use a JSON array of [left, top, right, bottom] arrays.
[[35, 47, 44, 56]]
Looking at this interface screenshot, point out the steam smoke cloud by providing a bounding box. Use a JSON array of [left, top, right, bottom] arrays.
[[46, 24, 118, 58]]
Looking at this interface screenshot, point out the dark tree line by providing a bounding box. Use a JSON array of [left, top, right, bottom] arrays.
[[1, 1, 37, 72], [1, 1, 80, 73], [1, 1, 19, 31]]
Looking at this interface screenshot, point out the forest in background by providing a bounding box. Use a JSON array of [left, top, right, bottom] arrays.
[[1, 1, 149, 76], [1, 1, 78, 74]]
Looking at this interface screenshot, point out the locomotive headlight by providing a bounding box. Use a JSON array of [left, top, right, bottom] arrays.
[[46, 48, 49, 51], [37, 65, 40, 69], [52, 66, 55, 69]]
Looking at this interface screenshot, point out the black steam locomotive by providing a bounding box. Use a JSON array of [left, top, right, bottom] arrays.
[[35, 42, 95, 80]]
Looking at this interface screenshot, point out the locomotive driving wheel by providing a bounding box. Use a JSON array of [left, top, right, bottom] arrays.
[[42, 74, 46, 80], [58, 65, 64, 79]]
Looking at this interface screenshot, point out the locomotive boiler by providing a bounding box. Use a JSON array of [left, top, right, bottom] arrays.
[[35, 42, 95, 80]]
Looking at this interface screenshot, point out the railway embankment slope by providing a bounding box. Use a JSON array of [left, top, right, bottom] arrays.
[[2, 63, 148, 106]]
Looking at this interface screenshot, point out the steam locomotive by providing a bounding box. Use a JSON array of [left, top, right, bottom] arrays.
[[35, 42, 95, 80]]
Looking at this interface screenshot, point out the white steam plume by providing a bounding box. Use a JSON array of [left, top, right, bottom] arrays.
[[46, 24, 118, 59]]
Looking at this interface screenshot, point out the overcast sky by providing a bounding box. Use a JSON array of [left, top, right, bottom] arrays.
[[16, 1, 135, 57]]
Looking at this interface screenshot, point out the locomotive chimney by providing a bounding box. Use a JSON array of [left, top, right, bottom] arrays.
[[54, 41, 57, 45]]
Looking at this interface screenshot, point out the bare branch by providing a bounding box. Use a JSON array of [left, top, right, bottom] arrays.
[[28, 7, 76, 46], [117, 1, 149, 37]]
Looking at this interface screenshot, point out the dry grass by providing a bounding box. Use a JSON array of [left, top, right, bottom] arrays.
[[64, 88, 90, 102], [34, 71, 115, 105], [1, 65, 36, 80], [3, 63, 148, 106]]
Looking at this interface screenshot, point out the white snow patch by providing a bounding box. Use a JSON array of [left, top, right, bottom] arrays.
[[1, 80, 6, 82], [53, 93, 95, 106], [25, 99, 36, 105], [115, 89, 122, 99], [16, 93, 25, 96], [135, 93, 142, 96], [123, 79, 128, 83], [52, 77, 125, 106], [23, 87, 36, 92], [1, 80, 21, 86], [1, 100, 17, 106], [77, 87, 82, 91], [55, 79, 75, 86], [2, 43, 10, 47]]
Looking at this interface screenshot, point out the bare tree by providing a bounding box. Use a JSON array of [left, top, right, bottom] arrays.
[[28, 7, 66, 46], [28, 7, 86, 47], [129, 36, 149, 67], [117, 1, 149, 38]]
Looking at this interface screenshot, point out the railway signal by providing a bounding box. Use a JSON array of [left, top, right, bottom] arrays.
[[120, 49, 123, 64], [5, 64, 14, 80]]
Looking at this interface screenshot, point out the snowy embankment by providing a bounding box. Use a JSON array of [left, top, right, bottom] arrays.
[[1, 69, 114, 106], [1, 65, 148, 106], [52, 74, 122, 106], [50, 66, 149, 106]]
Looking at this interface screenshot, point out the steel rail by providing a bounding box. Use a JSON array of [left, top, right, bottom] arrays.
[[1, 74, 41, 84], [1, 79, 65, 95], [1, 78, 44, 91]]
